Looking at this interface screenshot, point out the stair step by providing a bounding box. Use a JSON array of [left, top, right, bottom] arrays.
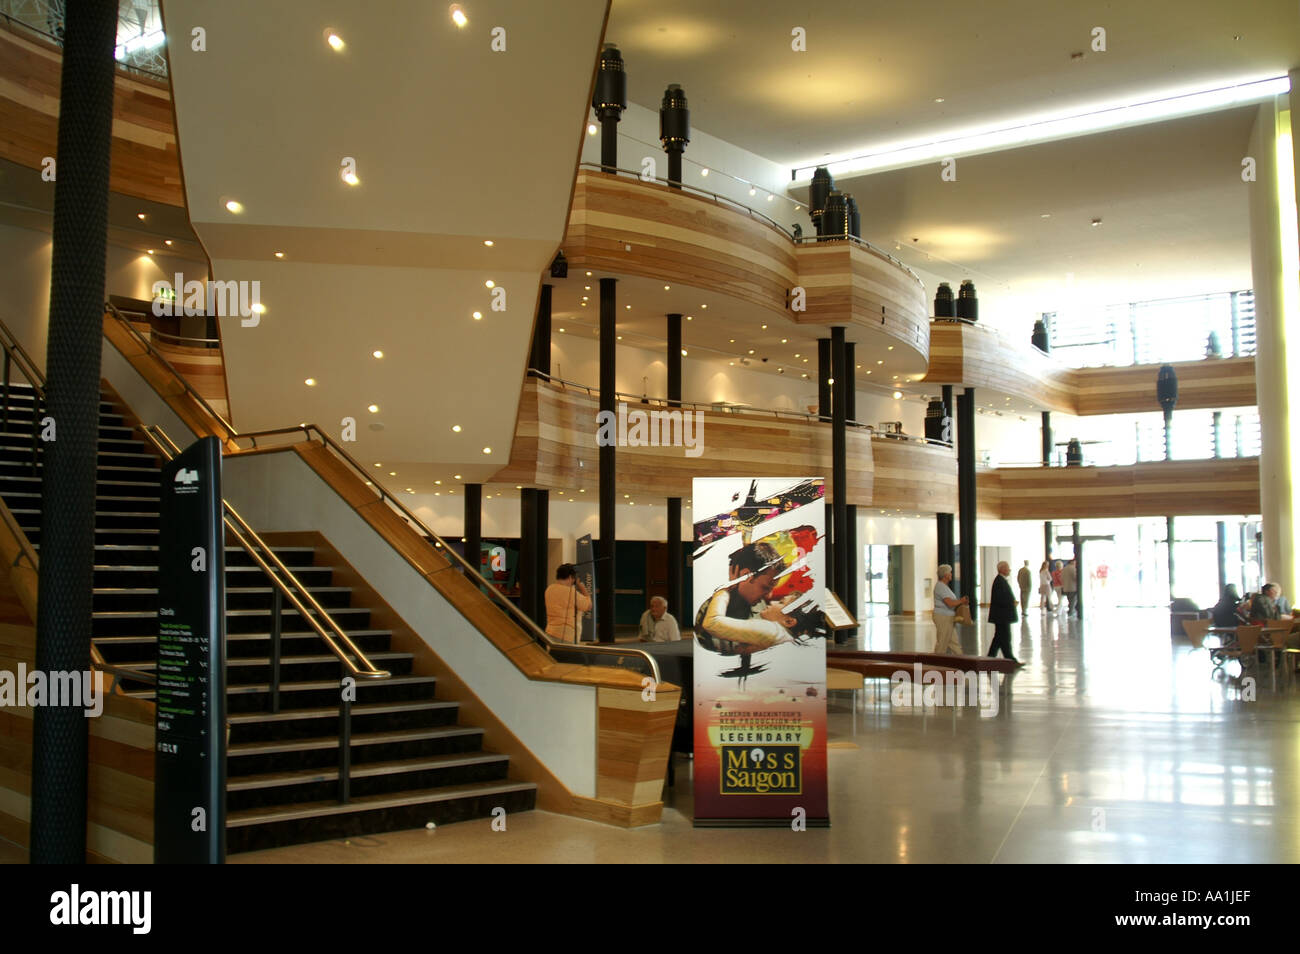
[[228, 724, 483, 758], [108, 651, 412, 671], [124, 674, 437, 703], [225, 752, 511, 792], [225, 779, 536, 827], [227, 700, 456, 725]]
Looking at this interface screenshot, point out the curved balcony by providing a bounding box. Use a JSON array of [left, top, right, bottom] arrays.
[[0, 22, 184, 207], [924, 318, 1257, 415], [978, 457, 1260, 520], [562, 169, 929, 369]]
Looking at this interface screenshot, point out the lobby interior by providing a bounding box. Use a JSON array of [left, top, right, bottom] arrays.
[[0, 0, 1298, 865]]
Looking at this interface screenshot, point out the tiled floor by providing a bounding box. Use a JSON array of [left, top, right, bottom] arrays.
[[227, 605, 1299, 864]]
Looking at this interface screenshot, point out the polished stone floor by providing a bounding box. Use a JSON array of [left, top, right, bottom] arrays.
[[2, 606, 1291, 864], [222, 605, 1298, 864]]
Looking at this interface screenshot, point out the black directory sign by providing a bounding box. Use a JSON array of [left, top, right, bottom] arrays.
[[154, 436, 226, 863]]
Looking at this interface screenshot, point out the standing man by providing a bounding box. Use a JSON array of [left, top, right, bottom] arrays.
[[932, 564, 968, 655], [544, 564, 592, 643], [638, 595, 681, 642], [1016, 560, 1032, 614], [1062, 559, 1078, 618], [987, 561, 1023, 665]]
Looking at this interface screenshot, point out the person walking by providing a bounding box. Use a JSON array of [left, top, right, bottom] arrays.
[[1038, 560, 1054, 611], [987, 561, 1023, 665], [1017, 560, 1032, 613], [932, 564, 968, 655], [1061, 559, 1078, 618]]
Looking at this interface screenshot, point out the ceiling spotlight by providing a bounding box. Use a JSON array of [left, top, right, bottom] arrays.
[[482, 447, 492, 454], [372, 350, 384, 358], [586, 271, 592, 276], [749, 187, 756, 196], [389, 471, 397, 476], [484, 240, 494, 246], [485, 280, 495, 288], [701, 168, 709, 177], [1091, 218, 1102, 227], [450, 4, 468, 27], [933, 97, 945, 103], [473, 311, 482, 320], [558, 327, 565, 333], [766, 195, 774, 201], [588, 123, 598, 135], [877, 359, 883, 365], [146, 249, 155, 255], [164, 239, 173, 246], [893, 391, 902, 399], [225, 199, 243, 214], [781, 338, 787, 343], [664, 285, 670, 290], [454, 474, 461, 479], [325, 30, 345, 51], [136, 212, 146, 220], [681, 349, 688, 356], [452, 424, 462, 432], [251, 303, 266, 314], [368, 404, 379, 413], [374, 462, 381, 468], [342, 170, 360, 185], [305, 378, 316, 386], [274, 251, 285, 258]]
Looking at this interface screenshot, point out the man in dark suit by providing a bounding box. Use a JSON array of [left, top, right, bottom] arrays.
[[987, 561, 1025, 666]]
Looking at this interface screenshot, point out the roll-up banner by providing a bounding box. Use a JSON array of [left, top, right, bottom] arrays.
[[692, 478, 829, 827]]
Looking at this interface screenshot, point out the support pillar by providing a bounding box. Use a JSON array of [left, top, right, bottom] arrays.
[[844, 341, 857, 631], [598, 279, 617, 642], [519, 489, 537, 622], [30, 0, 117, 864], [464, 483, 482, 581], [956, 389, 977, 604], [528, 284, 552, 374], [1042, 410, 1054, 569], [1216, 521, 1228, 596], [666, 313, 683, 623], [1167, 515, 1177, 603], [935, 384, 955, 567], [831, 328, 848, 610], [1072, 520, 1084, 620]]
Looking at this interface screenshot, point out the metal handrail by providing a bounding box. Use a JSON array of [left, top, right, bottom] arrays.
[[526, 369, 954, 448], [0, 316, 47, 393], [148, 329, 222, 348], [577, 162, 923, 285], [104, 301, 238, 436], [229, 423, 663, 684], [139, 424, 389, 682]]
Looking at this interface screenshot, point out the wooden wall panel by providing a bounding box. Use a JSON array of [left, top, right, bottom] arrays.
[[565, 172, 797, 317], [794, 242, 929, 361], [868, 436, 957, 514], [0, 27, 185, 207], [1073, 357, 1257, 415], [983, 457, 1260, 520], [493, 379, 875, 504], [924, 320, 1075, 413]]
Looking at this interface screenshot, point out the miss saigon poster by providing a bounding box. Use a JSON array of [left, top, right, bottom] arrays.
[[692, 478, 829, 827]]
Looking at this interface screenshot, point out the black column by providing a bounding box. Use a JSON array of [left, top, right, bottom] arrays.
[[956, 388, 977, 604], [1042, 410, 1053, 568], [519, 489, 537, 622], [844, 341, 857, 632], [666, 314, 683, 623], [817, 338, 832, 422], [831, 328, 848, 606], [936, 384, 955, 567], [1072, 520, 1084, 620], [1167, 515, 1176, 602], [528, 284, 552, 375], [1216, 521, 1227, 596], [30, 0, 117, 865], [598, 279, 617, 642], [464, 483, 482, 579], [534, 489, 549, 625]]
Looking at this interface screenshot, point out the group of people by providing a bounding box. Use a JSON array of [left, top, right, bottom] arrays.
[[542, 563, 683, 643], [1024, 558, 1080, 617], [1210, 582, 1293, 627]]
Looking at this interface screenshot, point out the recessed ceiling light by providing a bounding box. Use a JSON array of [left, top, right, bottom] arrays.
[[452, 425, 461, 432], [146, 249, 155, 255], [368, 404, 379, 413], [225, 199, 243, 214], [893, 391, 902, 399], [781, 338, 788, 344], [485, 280, 494, 288], [934, 97, 945, 103], [342, 171, 360, 186], [372, 350, 383, 358], [587, 123, 598, 135], [686, 315, 693, 320], [664, 285, 670, 290], [887, 346, 894, 351], [473, 311, 482, 320], [586, 271, 592, 276], [136, 212, 146, 220], [1040, 213, 1052, 219], [617, 335, 622, 340], [482, 447, 492, 454], [766, 195, 773, 202], [305, 378, 316, 386], [625, 304, 631, 310], [700, 168, 709, 177], [274, 251, 285, 258], [454, 474, 461, 479], [450, 4, 468, 27], [1091, 218, 1102, 227], [558, 327, 565, 333], [748, 349, 755, 355], [325, 30, 345, 51], [251, 303, 266, 314], [681, 349, 688, 356], [877, 360, 883, 365], [164, 239, 173, 246], [484, 240, 494, 246], [749, 187, 756, 196], [389, 471, 397, 476], [584, 285, 591, 290], [374, 462, 382, 468], [761, 324, 767, 329]]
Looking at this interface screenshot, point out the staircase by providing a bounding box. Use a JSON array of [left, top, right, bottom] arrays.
[[0, 381, 535, 854]]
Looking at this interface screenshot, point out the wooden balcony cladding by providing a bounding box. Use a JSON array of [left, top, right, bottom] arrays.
[[0, 26, 184, 207], [924, 320, 1075, 413], [493, 378, 875, 504], [980, 457, 1260, 520], [793, 242, 929, 362], [565, 171, 797, 317], [869, 436, 957, 514], [1073, 356, 1257, 415]]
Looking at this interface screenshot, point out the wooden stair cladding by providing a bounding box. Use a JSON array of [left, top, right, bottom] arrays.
[[0, 381, 535, 856]]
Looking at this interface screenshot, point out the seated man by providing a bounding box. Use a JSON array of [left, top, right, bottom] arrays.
[[1251, 583, 1281, 622], [697, 541, 796, 654], [638, 596, 680, 642]]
